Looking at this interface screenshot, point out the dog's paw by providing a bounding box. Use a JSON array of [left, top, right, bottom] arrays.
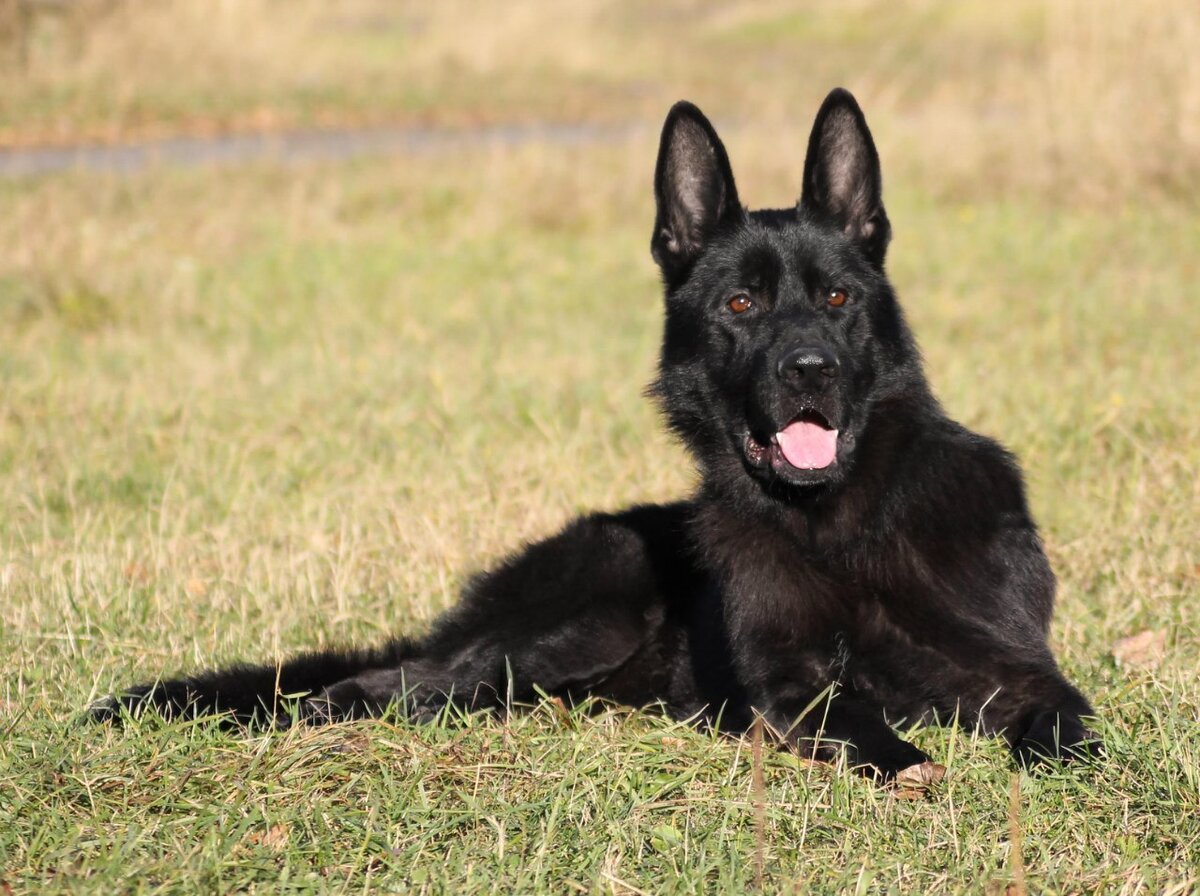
[[1014, 709, 1104, 771], [84, 694, 124, 725], [300, 680, 380, 725], [299, 695, 340, 725], [83, 685, 159, 725], [1015, 736, 1105, 771], [853, 738, 935, 785]]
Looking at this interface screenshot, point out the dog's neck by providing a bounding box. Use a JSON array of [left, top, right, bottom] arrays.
[[691, 393, 933, 562]]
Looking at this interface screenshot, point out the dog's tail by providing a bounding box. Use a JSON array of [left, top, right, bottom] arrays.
[[88, 637, 417, 727]]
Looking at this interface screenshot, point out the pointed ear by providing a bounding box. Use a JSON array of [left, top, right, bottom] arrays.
[[652, 102, 744, 286], [799, 88, 890, 264]]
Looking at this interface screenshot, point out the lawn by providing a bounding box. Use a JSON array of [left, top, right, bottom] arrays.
[[1, 2, 1198, 893]]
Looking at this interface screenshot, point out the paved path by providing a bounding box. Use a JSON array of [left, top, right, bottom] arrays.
[[0, 120, 650, 178]]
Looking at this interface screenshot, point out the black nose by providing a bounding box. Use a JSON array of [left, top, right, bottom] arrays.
[[777, 345, 839, 389]]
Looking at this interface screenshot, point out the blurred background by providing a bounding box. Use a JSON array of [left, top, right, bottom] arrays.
[[2, 0, 1199, 198]]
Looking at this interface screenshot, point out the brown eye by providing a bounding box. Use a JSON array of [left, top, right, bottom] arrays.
[[728, 293, 753, 313], [827, 288, 849, 308]]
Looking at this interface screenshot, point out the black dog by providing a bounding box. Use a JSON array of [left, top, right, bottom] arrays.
[[93, 89, 1099, 781]]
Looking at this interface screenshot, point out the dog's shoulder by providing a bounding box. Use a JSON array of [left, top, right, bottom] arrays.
[[888, 410, 1036, 532]]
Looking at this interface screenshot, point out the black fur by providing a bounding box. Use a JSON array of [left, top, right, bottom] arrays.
[[92, 90, 1100, 780]]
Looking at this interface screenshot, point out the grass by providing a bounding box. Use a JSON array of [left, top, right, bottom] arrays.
[[2, 2, 1199, 894], [4, 0, 1200, 201]]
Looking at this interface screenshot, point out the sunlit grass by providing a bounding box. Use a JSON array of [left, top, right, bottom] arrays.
[[1, 1, 1198, 891], [0, 130, 1197, 892]]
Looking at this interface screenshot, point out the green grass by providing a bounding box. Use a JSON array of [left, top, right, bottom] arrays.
[[2, 2, 1200, 890], [1, 134, 1197, 893]]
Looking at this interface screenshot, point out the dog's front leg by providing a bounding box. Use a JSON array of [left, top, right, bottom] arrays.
[[975, 664, 1102, 770], [736, 637, 936, 783], [905, 525, 1104, 770], [760, 687, 937, 783]]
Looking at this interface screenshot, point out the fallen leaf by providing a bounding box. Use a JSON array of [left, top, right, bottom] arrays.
[[245, 824, 290, 852], [896, 761, 946, 787], [892, 761, 946, 799], [1112, 629, 1166, 669], [122, 562, 150, 585]]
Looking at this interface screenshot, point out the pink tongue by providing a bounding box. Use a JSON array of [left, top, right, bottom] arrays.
[[776, 419, 839, 469]]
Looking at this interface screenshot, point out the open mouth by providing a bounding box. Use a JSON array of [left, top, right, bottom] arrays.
[[745, 410, 840, 472]]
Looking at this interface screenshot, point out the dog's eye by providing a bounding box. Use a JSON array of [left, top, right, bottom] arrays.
[[827, 288, 849, 308], [727, 293, 753, 314]]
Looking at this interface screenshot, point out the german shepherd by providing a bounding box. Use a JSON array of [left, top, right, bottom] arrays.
[[93, 89, 1100, 782]]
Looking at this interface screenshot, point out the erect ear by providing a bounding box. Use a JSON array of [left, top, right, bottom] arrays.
[[799, 88, 891, 265], [652, 102, 744, 287]]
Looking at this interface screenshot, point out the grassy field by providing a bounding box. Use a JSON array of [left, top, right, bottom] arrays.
[[2, 1, 1199, 893]]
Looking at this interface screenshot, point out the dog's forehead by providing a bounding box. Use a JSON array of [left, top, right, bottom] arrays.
[[732, 218, 854, 278]]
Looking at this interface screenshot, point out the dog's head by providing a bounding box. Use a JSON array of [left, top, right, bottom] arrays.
[[650, 89, 926, 498]]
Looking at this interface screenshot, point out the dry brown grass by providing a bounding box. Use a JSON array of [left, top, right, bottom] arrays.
[[2, 0, 1198, 202], [1, 4, 1198, 892], [1040, 0, 1200, 200]]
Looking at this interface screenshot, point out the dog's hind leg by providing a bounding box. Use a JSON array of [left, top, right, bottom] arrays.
[[299, 508, 689, 723], [93, 503, 693, 729], [298, 625, 664, 725], [88, 638, 419, 727]]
